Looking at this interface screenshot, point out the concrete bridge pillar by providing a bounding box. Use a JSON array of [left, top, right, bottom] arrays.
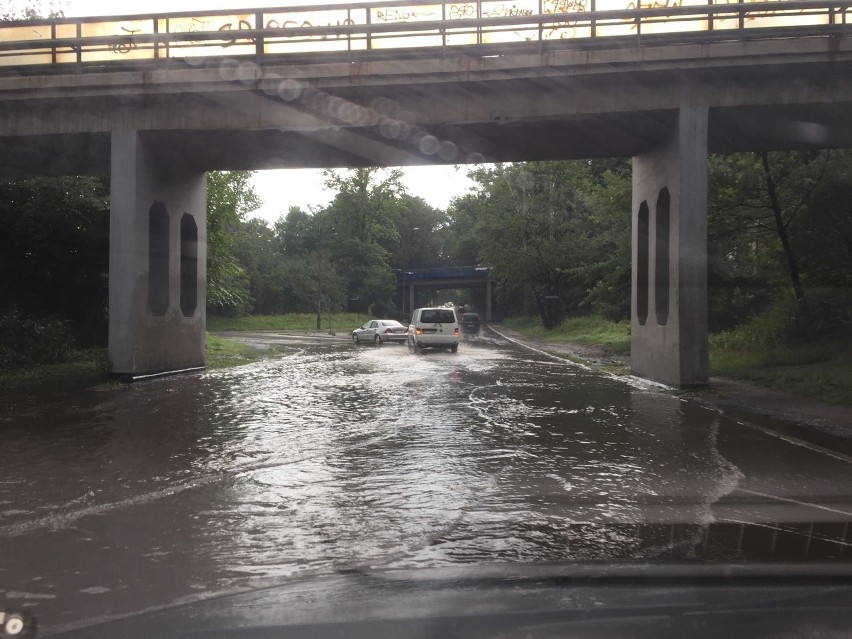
[[108, 130, 207, 380], [631, 106, 709, 387]]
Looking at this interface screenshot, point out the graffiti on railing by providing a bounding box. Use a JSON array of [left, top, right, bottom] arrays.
[[621, 0, 810, 30], [374, 8, 439, 21], [624, 0, 681, 8], [0, 0, 840, 65], [164, 14, 360, 49], [448, 4, 476, 19], [107, 26, 140, 54], [481, 4, 535, 18], [544, 0, 588, 13], [541, 0, 589, 39]]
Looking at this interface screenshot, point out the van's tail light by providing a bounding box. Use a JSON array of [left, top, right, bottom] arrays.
[[415, 327, 422, 336], [453, 328, 460, 336]]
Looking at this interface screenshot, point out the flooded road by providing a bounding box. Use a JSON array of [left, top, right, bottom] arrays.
[[3, 334, 852, 633]]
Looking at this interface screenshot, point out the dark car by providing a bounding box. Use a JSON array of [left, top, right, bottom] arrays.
[[460, 313, 481, 333]]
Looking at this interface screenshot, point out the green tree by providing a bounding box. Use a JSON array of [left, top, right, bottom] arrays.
[[390, 195, 448, 268], [574, 161, 632, 320], [707, 149, 852, 338], [2, 0, 65, 20], [206, 170, 261, 315], [443, 188, 483, 266], [453, 162, 596, 328], [275, 206, 317, 257], [443, 160, 633, 325], [0, 176, 109, 364], [232, 218, 284, 315], [796, 150, 852, 286], [319, 168, 405, 314]]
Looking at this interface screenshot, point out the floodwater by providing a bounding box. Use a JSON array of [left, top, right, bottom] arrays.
[[2, 333, 852, 633]]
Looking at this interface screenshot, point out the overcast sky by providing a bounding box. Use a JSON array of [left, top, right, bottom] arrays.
[[250, 166, 477, 224]]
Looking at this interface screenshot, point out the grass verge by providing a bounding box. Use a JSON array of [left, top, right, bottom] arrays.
[[501, 315, 630, 354], [0, 347, 111, 392], [0, 334, 275, 391], [208, 313, 366, 332], [205, 333, 272, 369], [710, 338, 852, 405]]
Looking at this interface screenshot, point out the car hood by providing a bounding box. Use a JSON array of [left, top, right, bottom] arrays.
[[44, 561, 852, 639]]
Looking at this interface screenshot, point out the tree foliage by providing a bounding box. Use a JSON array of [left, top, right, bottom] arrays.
[[206, 171, 262, 314], [708, 150, 852, 337], [219, 168, 450, 320], [444, 161, 631, 328], [2, 0, 66, 21], [0, 176, 110, 363]]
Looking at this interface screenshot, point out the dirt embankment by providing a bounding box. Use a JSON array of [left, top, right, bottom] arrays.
[[490, 325, 852, 441]]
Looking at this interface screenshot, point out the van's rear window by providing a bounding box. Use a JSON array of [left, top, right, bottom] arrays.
[[420, 310, 455, 323]]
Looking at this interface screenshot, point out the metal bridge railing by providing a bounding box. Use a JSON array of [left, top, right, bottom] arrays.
[[0, 0, 849, 68]]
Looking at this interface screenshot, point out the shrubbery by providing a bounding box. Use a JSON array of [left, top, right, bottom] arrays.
[[712, 287, 852, 350], [0, 307, 76, 368]]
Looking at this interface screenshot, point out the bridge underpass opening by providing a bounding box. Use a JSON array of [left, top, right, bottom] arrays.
[[398, 268, 495, 322], [2, 0, 850, 385]]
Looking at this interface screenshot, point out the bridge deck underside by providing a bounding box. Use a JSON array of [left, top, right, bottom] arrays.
[[1, 102, 851, 178], [1, 33, 852, 176]]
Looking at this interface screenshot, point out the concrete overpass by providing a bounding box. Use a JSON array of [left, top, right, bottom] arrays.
[[397, 266, 494, 321], [1, 0, 851, 384]]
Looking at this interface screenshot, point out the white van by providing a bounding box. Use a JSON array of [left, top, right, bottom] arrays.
[[407, 307, 460, 353]]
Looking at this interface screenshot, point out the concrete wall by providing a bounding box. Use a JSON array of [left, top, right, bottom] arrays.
[[108, 130, 207, 378], [631, 106, 709, 388]]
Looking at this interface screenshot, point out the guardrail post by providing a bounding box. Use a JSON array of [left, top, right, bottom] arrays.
[[591, 0, 597, 38], [366, 7, 372, 50], [153, 18, 159, 59], [538, 0, 543, 43], [255, 11, 263, 60], [76, 19, 81, 65], [164, 17, 170, 60], [477, 0, 482, 45], [442, 1, 447, 48]]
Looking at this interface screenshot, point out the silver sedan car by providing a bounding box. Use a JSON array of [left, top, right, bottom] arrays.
[[351, 319, 408, 345]]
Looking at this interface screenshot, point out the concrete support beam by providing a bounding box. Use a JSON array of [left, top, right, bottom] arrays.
[[631, 106, 709, 388], [485, 280, 493, 323], [108, 130, 207, 379]]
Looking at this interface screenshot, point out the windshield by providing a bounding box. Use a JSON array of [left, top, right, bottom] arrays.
[[1, 0, 851, 636], [419, 309, 457, 324]]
